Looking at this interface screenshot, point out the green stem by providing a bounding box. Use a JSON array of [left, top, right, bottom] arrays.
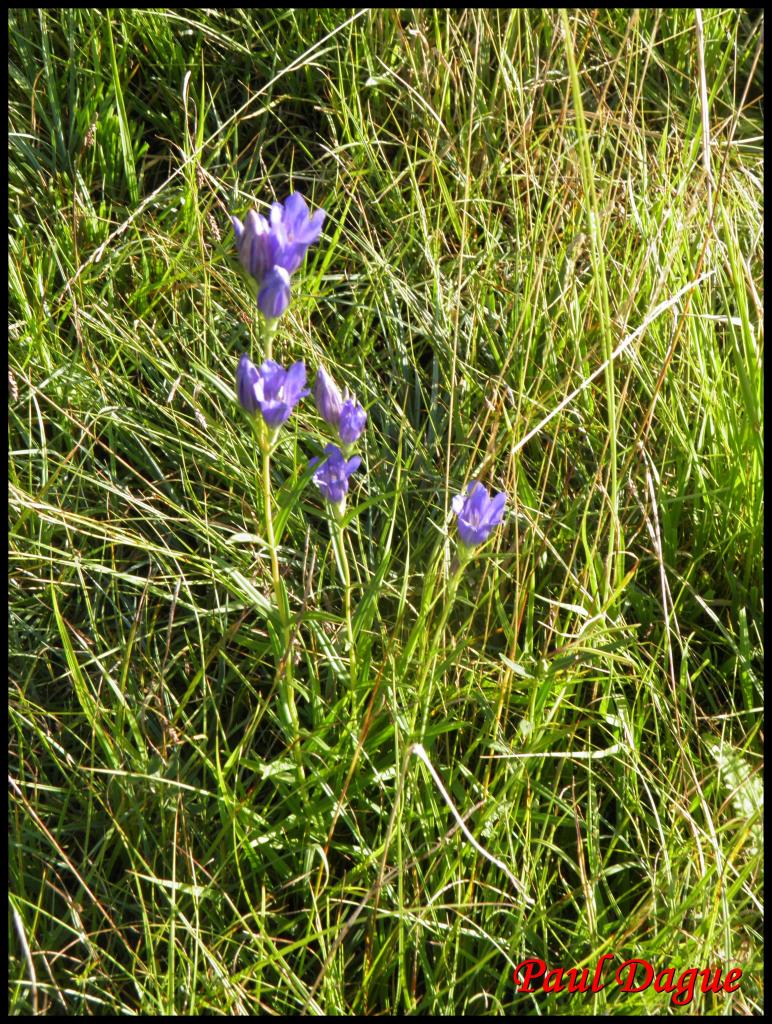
[[331, 515, 356, 689], [260, 432, 305, 790], [263, 316, 278, 362], [255, 313, 304, 792]]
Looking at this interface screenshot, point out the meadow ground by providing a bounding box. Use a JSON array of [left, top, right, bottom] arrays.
[[9, 9, 763, 1015]]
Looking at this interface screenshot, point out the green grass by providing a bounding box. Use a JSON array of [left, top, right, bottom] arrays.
[[9, 8, 763, 1015]]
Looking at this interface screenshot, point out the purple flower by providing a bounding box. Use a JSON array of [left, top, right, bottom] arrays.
[[275, 192, 326, 270], [232, 192, 325, 319], [232, 209, 280, 283], [313, 366, 367, 445], [236, 354, 309, 429], [310, 444, 361, 505], [452, 482, 507, 548], [257, 266, 291, 320], [314, 366, 344, 427], [338, 398, 367, 445]]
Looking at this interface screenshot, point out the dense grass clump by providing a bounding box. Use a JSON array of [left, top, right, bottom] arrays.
[[9, 9, 762, 1015]]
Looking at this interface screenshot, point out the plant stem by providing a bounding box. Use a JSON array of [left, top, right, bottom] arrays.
[[263, 317, 278, 362], [256, 314, 304, 791], [260, 430, 305, 790], [331, 515, 356, 689]]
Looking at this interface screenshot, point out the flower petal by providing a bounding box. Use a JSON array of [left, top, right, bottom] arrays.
[[312, 443, 360, 504], [257, 400, 290, 429], [314, 366, 343, 426], [256, 359, 284, 399], [293, 207, 325, 245], [258, 266, 291, 319], [236, 354, 259, 414], [283, 361, 308, 403], [282, 192, 310, 233], [269, 201, 284, 227], [466, 481, 490, 517], [279, 241, 308, 275], [483, 491, 507, 526], [338, 399, 367, 445]]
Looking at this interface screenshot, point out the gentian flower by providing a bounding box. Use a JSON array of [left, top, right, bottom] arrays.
[[237, 354, 309, 429], [338, 398, 367, 445], [232, 192, 325, 319], [310, 444, 361, 506], [313, 367, 367, 446], [314, 366, 344, 427], [274, 192, 326, 270], [257, 266, 291, 320], [452, 482, 507, 548]]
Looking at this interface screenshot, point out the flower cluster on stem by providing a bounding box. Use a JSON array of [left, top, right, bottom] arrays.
[[231, 191, 324, 788], [229, 188, 510, 760], [232, 192, 325, 320], [313, 366, 367, 454]]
